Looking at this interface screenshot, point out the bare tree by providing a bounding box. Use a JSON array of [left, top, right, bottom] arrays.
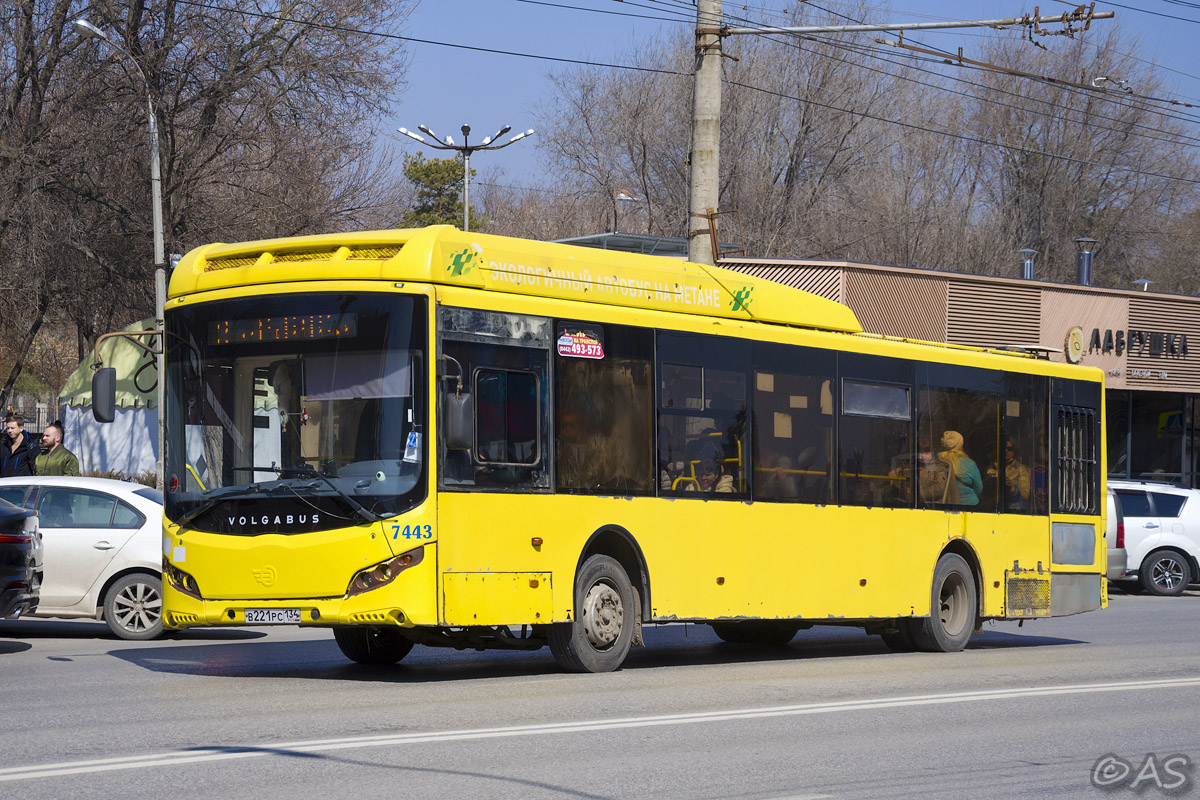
[[0, 0, 415, 407], [508, 5, 1199, 296]]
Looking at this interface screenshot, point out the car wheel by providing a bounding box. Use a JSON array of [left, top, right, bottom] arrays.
[[548, 555, 636, 673], [103, 573, 164, 640], [910, 553, 976, 653], [332, 626, 415, 664], [1140, 551, 1191, 597]]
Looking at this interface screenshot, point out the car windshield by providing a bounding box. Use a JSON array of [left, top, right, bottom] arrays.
[[163, 293, 427, 533]]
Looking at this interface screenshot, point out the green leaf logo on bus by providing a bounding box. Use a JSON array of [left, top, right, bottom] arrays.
[[446, 246, 480, 277], [731, 286, 754, 312]]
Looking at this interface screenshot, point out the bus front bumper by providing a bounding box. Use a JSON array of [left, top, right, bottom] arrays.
[[162, 543, 438, 630]]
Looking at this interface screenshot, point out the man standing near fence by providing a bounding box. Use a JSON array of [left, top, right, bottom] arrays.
[[1, 414, 37, 477], [36, 421, 80, 477]]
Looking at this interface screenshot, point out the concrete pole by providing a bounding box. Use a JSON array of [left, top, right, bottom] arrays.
[[148, 99, 167, 491], [688, 0, 722, 266]]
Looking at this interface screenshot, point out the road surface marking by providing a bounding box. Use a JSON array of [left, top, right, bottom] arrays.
[[4, 676, 1200, 781]]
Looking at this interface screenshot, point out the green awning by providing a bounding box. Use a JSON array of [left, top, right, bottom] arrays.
[[59, 318, 159, 409]]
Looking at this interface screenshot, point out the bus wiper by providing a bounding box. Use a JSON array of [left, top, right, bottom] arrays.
[[175, 484, 267, 529], [233, 466, 381, 524]]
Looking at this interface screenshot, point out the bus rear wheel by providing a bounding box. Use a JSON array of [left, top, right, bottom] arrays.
[[333, 626, 415, 665], [910, 553, 976, 653], [548, 555, 636, 673]]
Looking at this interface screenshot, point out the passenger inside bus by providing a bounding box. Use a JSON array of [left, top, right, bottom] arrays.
[[938, 430, 983, 506], [685, 459, 734, 494], [987, 438, 1032, 511]]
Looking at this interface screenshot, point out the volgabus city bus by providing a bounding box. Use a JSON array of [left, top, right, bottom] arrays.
[[143, 225, 1106, 672]]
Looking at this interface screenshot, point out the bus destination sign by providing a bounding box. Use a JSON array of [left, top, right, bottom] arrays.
[[210, 314, 358, 344]]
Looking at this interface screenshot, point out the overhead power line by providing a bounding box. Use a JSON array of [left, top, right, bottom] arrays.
[[165, 0, 1200, 187]]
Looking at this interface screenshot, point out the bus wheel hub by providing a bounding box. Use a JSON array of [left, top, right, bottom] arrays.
[[583, 582, 623, 648]]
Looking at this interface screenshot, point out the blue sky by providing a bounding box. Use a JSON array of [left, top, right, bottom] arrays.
[[387, 1, 1200, 183]]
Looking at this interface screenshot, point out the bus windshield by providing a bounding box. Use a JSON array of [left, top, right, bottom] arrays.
[[163, 293, 427, 533]]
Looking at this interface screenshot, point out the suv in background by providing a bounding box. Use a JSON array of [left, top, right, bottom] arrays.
[[1106, 487, 1127, 584], [1108, 479, 1200, 596]]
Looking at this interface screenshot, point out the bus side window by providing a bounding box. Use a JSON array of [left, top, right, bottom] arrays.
[[914, 363, 1012, 513], [838, 354, 913, 509], [554, 323, 654, 496], [751, 342, 836, 504], [1003, 374, 1048, 515], [656, 333, 749, 499], [439, 336, 551, 491]]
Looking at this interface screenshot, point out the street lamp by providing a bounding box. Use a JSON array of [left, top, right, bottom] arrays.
[[397, 123, 534, 232], [73, 18, 167, 489]]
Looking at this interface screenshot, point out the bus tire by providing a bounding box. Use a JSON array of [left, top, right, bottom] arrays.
[[333, 626, 414, 665], [548, 555, 636, 673], [910, 553, 976, 653], [1140, 550, 1191, 596], [880, 620, 917, 652]]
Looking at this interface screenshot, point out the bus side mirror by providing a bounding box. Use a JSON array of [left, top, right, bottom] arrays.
[[444, 392, 474, 450], [92, 368, 117, 423]]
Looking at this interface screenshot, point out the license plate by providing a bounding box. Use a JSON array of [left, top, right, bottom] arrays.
[[245, 608, 301, 624]]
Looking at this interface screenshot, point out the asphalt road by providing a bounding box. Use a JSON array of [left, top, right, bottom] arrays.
[[2, 586, 1198, 800]]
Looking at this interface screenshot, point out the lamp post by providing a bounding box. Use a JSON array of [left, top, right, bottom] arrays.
[[397, 123, 534, 232], [72, 18, 167, 489]]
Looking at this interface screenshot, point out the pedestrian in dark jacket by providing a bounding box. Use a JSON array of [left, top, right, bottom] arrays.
[[1, 414, 37, 477]]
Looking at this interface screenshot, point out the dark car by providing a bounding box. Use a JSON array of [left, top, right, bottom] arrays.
[[0, 497, 40, 618]]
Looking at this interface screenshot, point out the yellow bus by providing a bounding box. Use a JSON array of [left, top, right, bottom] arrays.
[[145, 225, 1106, 672]]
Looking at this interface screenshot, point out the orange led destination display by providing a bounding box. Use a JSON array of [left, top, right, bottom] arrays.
[[209, 314, 358, 344]]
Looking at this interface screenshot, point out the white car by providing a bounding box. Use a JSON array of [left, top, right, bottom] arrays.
[[0, 476, 164, 638], [1108, 479, 1200, 596]]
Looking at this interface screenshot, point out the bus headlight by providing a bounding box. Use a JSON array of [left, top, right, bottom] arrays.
[[166, 564, 203, 599], [347, 546, 425, 597]]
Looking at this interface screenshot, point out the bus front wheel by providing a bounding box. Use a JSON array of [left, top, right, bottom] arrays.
[[910, 553, 976, 653], [548, 555, 636, 673], [333, 626, 414, 665]]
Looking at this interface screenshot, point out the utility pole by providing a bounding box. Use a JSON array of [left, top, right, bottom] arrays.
[[688, 0, 723, 266], [686, 7, 1113, 266]]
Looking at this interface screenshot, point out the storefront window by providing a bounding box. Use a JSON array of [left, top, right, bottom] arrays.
[[1186, 396, 1200, 488], [1106, 390, 1129, 479], [1130, 392, 1184, 479]]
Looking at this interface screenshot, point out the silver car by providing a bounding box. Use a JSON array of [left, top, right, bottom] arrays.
[[0, 477, 164, 638]]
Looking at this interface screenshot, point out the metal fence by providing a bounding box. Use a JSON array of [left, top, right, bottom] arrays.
[[6, 407, 59, 432]]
